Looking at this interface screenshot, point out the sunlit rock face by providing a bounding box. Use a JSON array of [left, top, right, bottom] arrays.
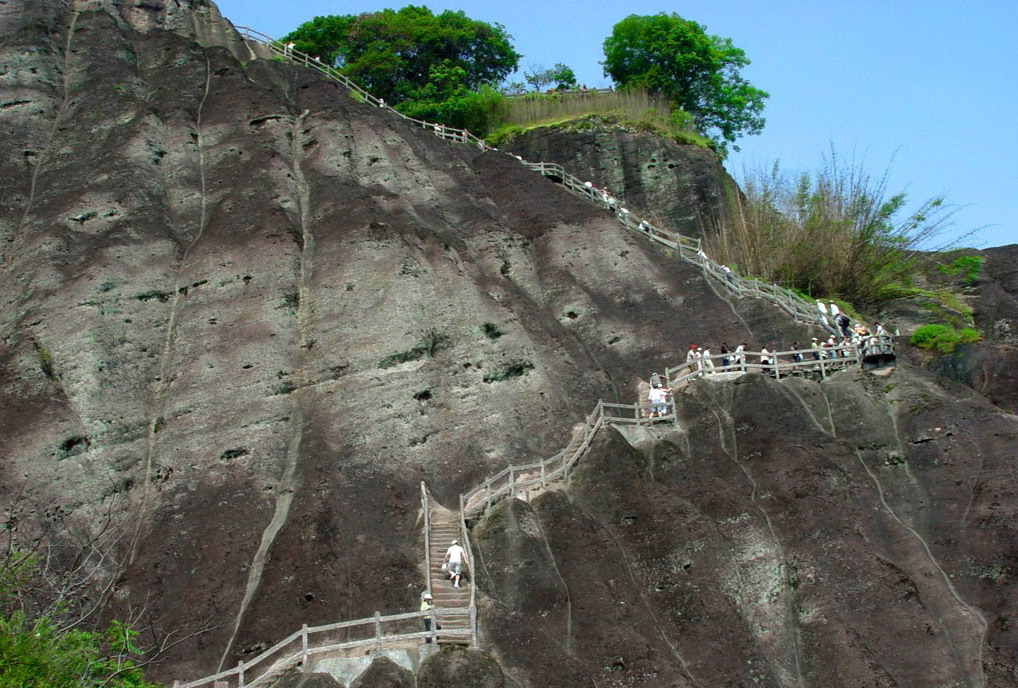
[[1, 1, 1016, 686], [504, 125, 739, 239]]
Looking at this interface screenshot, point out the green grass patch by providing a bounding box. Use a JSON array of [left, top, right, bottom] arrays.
[[483, 359, 534, 383], [936, 254, 983, 284], [910, 324, 982, 354], [378, 329, 451, 369]]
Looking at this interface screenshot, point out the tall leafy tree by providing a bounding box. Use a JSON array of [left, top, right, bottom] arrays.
[[602, 13, 768, 153], [282, 6, 520, 105]]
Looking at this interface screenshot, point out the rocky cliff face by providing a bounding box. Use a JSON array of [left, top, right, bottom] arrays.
[[1, 2, 1016, 686], [476, 366, 1018, 687], [929, 245, 1018, 412], [503, 123, 738, 239]]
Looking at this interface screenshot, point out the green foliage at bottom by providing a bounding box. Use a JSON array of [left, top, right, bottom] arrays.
[[0, 613, 159, 687], [910, 324, 982, 354]]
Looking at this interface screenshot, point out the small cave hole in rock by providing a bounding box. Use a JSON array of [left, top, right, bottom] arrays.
[[482, 322, 505, 339], [221, 448, 249, 460], [483, 360, 534, 383], [566, 311, 579, 320], [413, 389, 432, 401], [304, 593, 315, 602], [57, 435, 90, 459]]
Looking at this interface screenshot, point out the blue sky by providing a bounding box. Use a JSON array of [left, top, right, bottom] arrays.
[[214, 1, 1017, 248]]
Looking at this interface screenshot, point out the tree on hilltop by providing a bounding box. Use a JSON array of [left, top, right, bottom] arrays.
[[524, 63, 578, 92], [282, 6, 520, 105], [602, 13, 768, 153]]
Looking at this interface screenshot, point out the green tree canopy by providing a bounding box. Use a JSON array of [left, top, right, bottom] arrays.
[[524, 63, 577, 92], [282, 6, 521, 105], [602, 13, 768, 153]]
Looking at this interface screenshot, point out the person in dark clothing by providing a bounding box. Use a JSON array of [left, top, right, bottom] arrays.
[[835, 312, 851, 338]]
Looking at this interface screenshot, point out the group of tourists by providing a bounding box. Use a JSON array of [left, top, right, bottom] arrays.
[[646, 322, 894, 411]]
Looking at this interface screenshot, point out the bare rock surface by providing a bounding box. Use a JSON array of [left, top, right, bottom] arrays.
[[272, 668, 345, 688], [349, 656, 415, 688], [475, 365, 1017, 686], [416, 647, 506, 688], [503, 122, 738, 239], [932, 245, 1018, 411], [0, 2, 1016, 687]]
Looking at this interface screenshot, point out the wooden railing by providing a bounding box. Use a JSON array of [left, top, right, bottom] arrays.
[[420, 481, 431, 596], [457, 503, 478, 648], [459, 399, 678, 519], [662, 337, 895, 387], [173, 608, 470, 688]]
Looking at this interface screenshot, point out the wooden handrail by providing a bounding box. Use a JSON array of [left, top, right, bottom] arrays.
[[421, 482, 431, 595], [177, 607, 472, 687]]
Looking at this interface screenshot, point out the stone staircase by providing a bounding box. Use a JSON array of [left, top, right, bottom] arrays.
[[427, 505, 471, 644]]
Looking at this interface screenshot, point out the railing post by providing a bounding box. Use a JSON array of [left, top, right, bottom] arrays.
[[238, 661, 245, 688], [509, 467, 516, 499], [301, 623, 309, 666], [484, 478, 492, 514], [540, 461, 547, 488], [819, 355, 827, 379], [429, 608, 437, 643], [470, 603, 478, 648], [374, 611, 382, 652]]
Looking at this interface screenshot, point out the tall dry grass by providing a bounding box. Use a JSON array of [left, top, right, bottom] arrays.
[[497, 89, 675, 126], [707, 149, 965, 305]]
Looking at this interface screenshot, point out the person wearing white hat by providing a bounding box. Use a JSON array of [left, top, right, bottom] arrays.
[[443, 539, 467, 588], [420, 591, 438, 642]]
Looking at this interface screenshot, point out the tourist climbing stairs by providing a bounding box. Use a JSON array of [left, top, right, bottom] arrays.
[[427, 503, 472, 645]]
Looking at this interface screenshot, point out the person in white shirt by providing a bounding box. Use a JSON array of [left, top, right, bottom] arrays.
[[701, 346, 715, 374], [733, 343, 746, 371], [686, 345, 698, 376], [648, 385, 669, 418], [443, 539, 467, 588]]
